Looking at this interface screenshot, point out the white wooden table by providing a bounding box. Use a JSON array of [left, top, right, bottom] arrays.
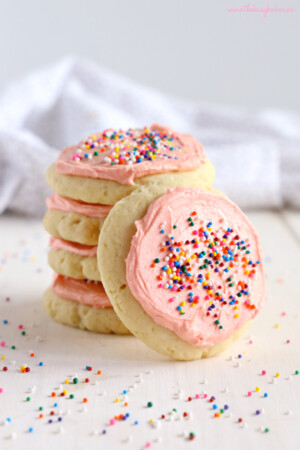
[[0, 211, 299, 450]]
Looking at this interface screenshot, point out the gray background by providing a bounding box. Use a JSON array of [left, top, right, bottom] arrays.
[[0, 0, 299, 111]]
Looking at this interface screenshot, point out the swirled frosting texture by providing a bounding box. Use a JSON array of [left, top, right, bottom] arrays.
[[56, 124, 205, 185], [51, 274, 111, 308], [126, 188, 265, 347]]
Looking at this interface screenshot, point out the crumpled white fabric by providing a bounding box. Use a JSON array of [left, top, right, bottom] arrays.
[[0, 57, 299, 217]]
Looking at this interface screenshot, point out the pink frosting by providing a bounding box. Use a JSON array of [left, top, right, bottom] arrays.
[[56, 124, 205, 185], [126, 188, 265, 348], [49, 236, 97, 257], [46, 193, 112, 218], [51, 274, 112, 308]]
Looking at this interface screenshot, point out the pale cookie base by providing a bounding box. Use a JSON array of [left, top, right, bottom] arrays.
[[43, 210, 104, 245], [46, 157, 215, 205], [48, 249, 100, 281], [98, 184, 250, 361], [43, 288, 130, 335]]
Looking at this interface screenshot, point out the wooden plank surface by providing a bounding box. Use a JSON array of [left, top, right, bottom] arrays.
[[0, 211, 299, 450]]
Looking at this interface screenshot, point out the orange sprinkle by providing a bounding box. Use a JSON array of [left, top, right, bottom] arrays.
[[83, 398, 88, 403], [51, 392, 56, 397], [97, 370, 102, 375]]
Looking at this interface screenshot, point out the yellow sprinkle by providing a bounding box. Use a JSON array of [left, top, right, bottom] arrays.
[[149, 419, 153, 423], [245, 270, 250, 275], [115, 398, 120, 403], [166, 269, 171, 274], [191, 254, 196, 259], [208, 290, 213, 295], [275, 373, 280, 378], [64, 379, 69, 384], [63, 390, 68, 395], [20, 365, 26, 370], [255, 386, 260, 392], [234, 306, 239, 310], [234, 314, 240, 318], [275, 324, 280, 329], [191, 304, 196, 307], [207, 227, 211, 231], [1, 356, 5, 360], [186, 258, 191, 262]]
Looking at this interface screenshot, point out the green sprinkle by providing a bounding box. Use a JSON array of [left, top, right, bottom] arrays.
[[219, 326, 223, 329], [21, 331, 26, 336], [188, 217, 192, 222], [73, 378, 78, 384], [229, 283, 234, 287], [264, 428, 270, 433], [220, 409, 224, 414], [147, 401, 153, 408], [93, 151, 98, 156], [172, 408, 177, 412], [26, 397, 31, 402], [214, 320, 220, 325], [11, 345, 16, 350], [39, 406, 43, 411], [173, 225, 177, 229], [295, 370, 299, 375], [70, 394, 74, 399], [154, 258, 160, 263]]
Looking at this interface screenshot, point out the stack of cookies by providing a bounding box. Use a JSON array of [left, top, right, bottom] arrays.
[[43, 124, 215, 335]]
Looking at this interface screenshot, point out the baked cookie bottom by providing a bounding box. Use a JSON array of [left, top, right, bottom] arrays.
[[98, 184, 250, 360], [43, 288, 130, 335], [48, 248, 100, 281], [46, 157, 215, 205], [43, 210, 104, 245]]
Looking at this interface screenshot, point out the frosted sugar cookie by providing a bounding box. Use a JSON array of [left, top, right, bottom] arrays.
[[98, 186, 265, 360], [43, 274, 129, 335], [48, 237, 100, 281], [46, 124, 215, 205], [43, 193, 111, 245]]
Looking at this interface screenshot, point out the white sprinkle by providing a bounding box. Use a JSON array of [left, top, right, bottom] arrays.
[[10, 432, 17, 440]]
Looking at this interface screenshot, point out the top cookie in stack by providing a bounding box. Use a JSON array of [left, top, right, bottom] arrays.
[[43, 124, 215, 334], [46, 124, 215, 205]]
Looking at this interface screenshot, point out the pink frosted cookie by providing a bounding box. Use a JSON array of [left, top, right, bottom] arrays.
[[43, 274, 130, 335], [98, 186, 265, 360], [43, 193, 111, 245], [46, 125, 215, 205], [48, 237, 100, 281]]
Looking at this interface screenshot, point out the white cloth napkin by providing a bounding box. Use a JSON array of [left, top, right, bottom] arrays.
[[0, 57, 299, 217]]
